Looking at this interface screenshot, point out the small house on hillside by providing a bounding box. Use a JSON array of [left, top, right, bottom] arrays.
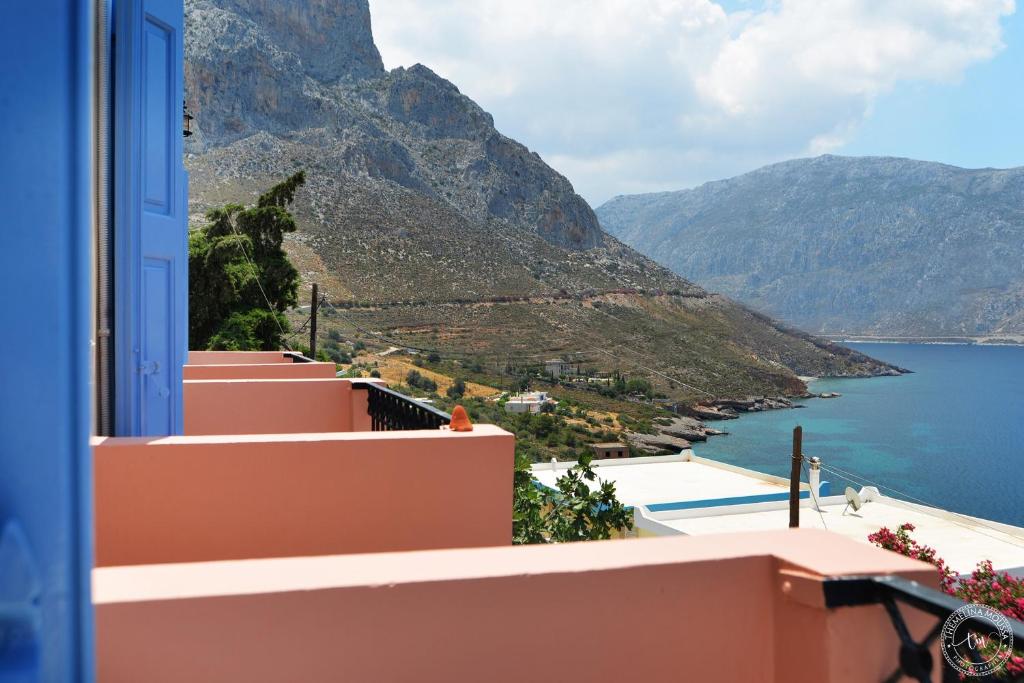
[[504, 391, 555, 414], [544, 359, 576, 378], [591, 442, 629, 460]]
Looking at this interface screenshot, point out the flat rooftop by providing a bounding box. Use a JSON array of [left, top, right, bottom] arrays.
[[531, 453, 791, 508], [654, 497, 1024, 576]]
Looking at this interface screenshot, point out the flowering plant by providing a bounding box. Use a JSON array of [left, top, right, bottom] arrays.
[[867, 523, 956, 592], [869, 523, 1024, 678]]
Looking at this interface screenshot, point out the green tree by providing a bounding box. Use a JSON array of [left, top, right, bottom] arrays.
[[513, 453, 633, 544], [446, 378, 466, 400], [531, 413, 557, 438], [189, 172, 305, 350], [625, 378, 653, 397], [406, 369, 438, 393]]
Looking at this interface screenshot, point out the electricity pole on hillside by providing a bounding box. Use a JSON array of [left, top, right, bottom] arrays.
[[789, 426, 803, 528], [310, 282, 319, 360]]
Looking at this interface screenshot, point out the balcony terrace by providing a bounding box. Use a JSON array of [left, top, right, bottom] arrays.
[[93, 352, 514, 564], [94, 529, 946, 682], [88, 352, 1020, 682]]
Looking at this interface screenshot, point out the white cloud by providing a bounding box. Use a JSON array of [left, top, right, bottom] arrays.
[[368, 0, 1014, 204]]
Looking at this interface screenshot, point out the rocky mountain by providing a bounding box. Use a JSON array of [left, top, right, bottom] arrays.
[[598, 155, 1024, 340], [184, 0, 900, 401]]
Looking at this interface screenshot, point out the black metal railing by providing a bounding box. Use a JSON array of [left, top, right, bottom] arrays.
[[822, 574, 1024, 683], [351, 381, 451, 431]]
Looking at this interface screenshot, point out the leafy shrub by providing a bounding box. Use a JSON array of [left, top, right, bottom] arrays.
[[513, 453, 632, 544], [406, 369, 438, 393], [446, 378, 466, 399], [321, 345, 351, 364]]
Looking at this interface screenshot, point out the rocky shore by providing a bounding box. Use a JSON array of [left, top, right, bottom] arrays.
[[625, 395, 801, 455]]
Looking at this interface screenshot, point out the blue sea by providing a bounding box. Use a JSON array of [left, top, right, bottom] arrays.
[[693, 343, 1024, 526]]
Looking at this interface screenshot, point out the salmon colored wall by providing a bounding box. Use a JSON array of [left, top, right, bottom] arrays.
[[772, 563, 940, 681], [183, 362, 337, 380], [183, 379, 353, 435], [92, 425, 514, 566], [187, 351, 295, 365], [93, 531, 939, 683]]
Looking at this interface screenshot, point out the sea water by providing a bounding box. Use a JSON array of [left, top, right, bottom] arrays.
[[692, 343, 1024, 525]]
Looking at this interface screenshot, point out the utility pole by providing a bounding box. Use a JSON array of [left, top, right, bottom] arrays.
[[789, 426, 803, 528], [309, 282, 318, 360]]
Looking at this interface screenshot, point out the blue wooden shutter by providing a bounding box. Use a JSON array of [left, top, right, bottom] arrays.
[[114, 0, 187, 436]]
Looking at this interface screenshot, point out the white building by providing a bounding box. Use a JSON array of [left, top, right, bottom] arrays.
[[532, 452, 799, 508], [504, 391, 555, 414], [534, 451, 1024, 575]]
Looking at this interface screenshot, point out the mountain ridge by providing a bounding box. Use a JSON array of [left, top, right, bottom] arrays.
[[598, 154, 1024, 338], [605, 153, 1023, 203], [184, 0, 901, 401]]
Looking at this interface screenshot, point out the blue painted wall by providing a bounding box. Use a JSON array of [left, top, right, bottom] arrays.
[[645, 481, 832, 513], [0, 2, 95, 680]]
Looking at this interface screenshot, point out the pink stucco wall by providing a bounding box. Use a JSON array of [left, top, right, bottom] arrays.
[[184, 377, 388, 435], [184, 378, 354, 434], [93, 530, 940, 682], [187, 351, 296, 365], [183, 362, 337, 380], [92, 424, 514, 566]]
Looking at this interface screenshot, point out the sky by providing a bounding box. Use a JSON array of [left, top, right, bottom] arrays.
[[368, 0, 1022, 206]]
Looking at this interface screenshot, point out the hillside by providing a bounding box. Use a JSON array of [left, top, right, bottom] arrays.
[[598, 155, 1024, 339], [184, 0, 900, 403]]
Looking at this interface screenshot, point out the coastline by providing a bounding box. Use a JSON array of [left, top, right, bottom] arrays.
[[677, 342, 1024, 527], [632, 361, 904, 454], [632, 387, 836, 453], [825, 335, 1024, 347]]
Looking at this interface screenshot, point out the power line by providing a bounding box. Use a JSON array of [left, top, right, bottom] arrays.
[[586, 305, 716, 397], [590, 347, 714, 397], [316, 292, 713, 397], [317, 296, 464, 355], [283, 307, 316, 344], [317, 295, 584, 362], [820, 463, 1024, 552], [227, 223, 291, 350]]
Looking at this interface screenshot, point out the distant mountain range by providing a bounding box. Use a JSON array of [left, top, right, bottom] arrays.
[[598, 155, 1024, 340], [183, 0, 900, 400]]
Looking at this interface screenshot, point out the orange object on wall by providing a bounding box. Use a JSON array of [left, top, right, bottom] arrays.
[[448, 405, 473, 432]]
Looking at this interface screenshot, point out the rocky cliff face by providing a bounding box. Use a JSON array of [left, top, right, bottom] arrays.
[[184, 1, 901, 397], [598, 155, 1024, 338], [185, 0, 603, 251]]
